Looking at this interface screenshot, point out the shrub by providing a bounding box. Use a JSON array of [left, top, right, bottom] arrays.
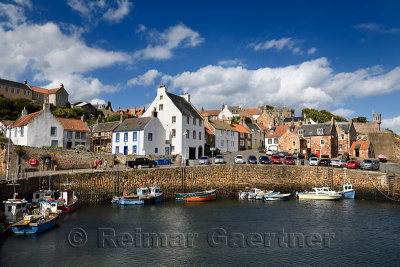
[[75, 144, 87, 152]]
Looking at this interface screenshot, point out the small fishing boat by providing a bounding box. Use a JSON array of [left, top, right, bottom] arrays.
[[32, 189, 53, 206], [340, 184, 356, 199], [149, 186, 163, 203], [175, 189, 216, 200], [113, 187, 163, 205], [57, 189, 78, 212], [3, 193, 29, 225], [248, 188, 262, 199], [12, 199, 61, 234], [185, 190, 216, 202], [296, 187, 343, 200], [256, 190, 274, 200], [264, 193, 291, 201]]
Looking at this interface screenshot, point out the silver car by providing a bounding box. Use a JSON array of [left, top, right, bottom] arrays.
[[309, 157, 320, 166], [331, 159, 347, 168], [199, 156, 209, 165], [214, 155, 224, 164], [234, 155, 245, 164], [360, 159, 380, 170]]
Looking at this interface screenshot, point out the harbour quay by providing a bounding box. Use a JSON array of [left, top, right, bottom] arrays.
[[1, 165, 399, 203]]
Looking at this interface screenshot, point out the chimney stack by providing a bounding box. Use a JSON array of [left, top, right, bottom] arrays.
[[24, 79, 27, 85], [81, 115, 85, 121], [180, 93, 190, 102], [21, 107, 28, 117]]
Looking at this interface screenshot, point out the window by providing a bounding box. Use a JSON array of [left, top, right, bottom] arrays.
[[159, 104, 163, 111], [221, 140, 224, 146], [14, 129, 17, 137], [24, 90, 26, 95], [231, 141, 234, 147], [298, 130, 304, 135], [50, 127, 57, 137], [193, 130, 196, 139], [155, 147, 158, 153], [27, 91, 29, 95], [254, 139, 257, 145], [187, 116, 190, 124], [148, 133, 153, 141], [116, 133, 120, 142], [339, 144, 343, 151], [133, 132, 137, 141], [5, 87, 8, 92], [307, 139, 310, 145], [240, 140, 244, 146], [240, 132, 244, 138], [172, 116, 176, 123], [220, 130, 223, 137], [20, 126, 24, 137], [341, 134, 344, 140], [268, 139, 272, 144], [11, 88, 14, 93], [199, 120, 202, 126], [17, 89, 20, 94], [160, 95, 163, 100], [115, 146, 119, 154], [231, 131, 234, 136], [317, 128, 324, 135], [124, 133, 128, 142], [171, 129, 176, 137], [247, 134, 250, 138], [270, 129, 275, 134], [186, 130, 189, 138], [67, 131, 72, 139], [193, 118, 196, 125], [132, 145, 137, 155], [293, 141, 296, 146], [51, 140, 58, 147], [75, 132, 81, 139], [171, 146, 175, 152], [247, 141, 251, 147], [274, 139, 278, 144], [81, 132, 86, 139], [199, 132, 201, 140], [321, 139, 325, 145]]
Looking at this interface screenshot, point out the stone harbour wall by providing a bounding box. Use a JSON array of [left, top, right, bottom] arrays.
[[1, 165, 399, 204]]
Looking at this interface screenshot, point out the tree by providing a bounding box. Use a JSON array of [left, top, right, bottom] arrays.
[[334, 115, 348, 122], [103, 114, 121, 122], [352, 117, 368, 123]]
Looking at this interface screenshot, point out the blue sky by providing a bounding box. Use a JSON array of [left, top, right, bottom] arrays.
[[1, 0, 400, 132]]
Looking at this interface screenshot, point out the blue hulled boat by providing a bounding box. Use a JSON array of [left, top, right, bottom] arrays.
[[112, 186, 163, 205], [341, 184, 356, 199]]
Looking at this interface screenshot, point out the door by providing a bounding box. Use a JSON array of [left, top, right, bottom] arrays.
[[355, 149, 360, 157], [189, 147, 196, 159], [124, 146, 128, 155], [316, 150, 321, 157], [198, 146, 203, 158], [66, 141, 72, 149]]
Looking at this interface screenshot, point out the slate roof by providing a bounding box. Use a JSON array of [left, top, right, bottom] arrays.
[[57, 118, 89, 132], [209, 120, 236, 131], [114, 117, 152, 132], [247, 123, 261, 132], [167, 93, 202, 120], [12, 111, 42, 127], [92, 121, 121, 132], [0, 78, 31, 91], [228, 106, 240, 113], [283, 116, 304, 123], [299, 123, 332, 137], [335, 122, 351, 134]]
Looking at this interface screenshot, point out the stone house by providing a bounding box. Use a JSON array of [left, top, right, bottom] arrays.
[[199, 109, 220, 121], [282, 116, 315, 126], [0, 78, 32, 100], [256, 107, 277, 128], [232, 123, 252, 150], [278, 126, 308, 155], [246, 122, 264, 150], [335, 121, 357, 154], [57, 117, 90, 150], [30, 83, 69, 107], [143, 85, 205, 159], [267, 105, 294, 122], [205, 120, 238, 153], [91, 121, 121, 153], [112, 116, 165, 156], [71, 102, 98, 118], [350, 141, 375, 159], [299, 118, 338, 158], [264, 125, 290, 152]]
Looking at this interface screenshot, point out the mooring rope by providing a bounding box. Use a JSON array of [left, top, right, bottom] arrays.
[[367, 173, 400, 202]]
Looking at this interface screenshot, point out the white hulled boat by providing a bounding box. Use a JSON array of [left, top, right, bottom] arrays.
[[296, 187, 342, 200]]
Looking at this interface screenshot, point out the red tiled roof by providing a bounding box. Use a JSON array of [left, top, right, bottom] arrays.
[[351, 141, 370, 150], [205, 127, 213, 135], [30, 86, 62, 94], [265, 125, 290, 138], [2, 120, 14, 126], [12, 111, 42, 127], [200, 110, 220, 116], [256, 123, 269, 131], [56, 118, 89, 132], [135, 108, 145, 115], [244, 108, 260, 115], [232, 124, 251, 134]]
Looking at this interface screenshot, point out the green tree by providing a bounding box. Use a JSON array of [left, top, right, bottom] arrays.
[[352, 116, 368, 123], [103, 114, 121, 122]]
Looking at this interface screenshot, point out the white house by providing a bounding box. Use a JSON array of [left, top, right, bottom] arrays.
[[7, 105, 64, 147], [112, 116, 166, 156], [218, 104, 235, 120], [206, 120, 238, 153], [143, 85, 205, 159], [264, 125, 290, 152]]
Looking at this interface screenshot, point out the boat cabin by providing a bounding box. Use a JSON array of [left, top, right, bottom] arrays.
[[249, 188, 262, 194], [39, 200, 59, 215], [59, 189, 75, 205], [150, 186, 161, 195], [343, 184, 354, 192], [32, 190, 53, 204], [3, 196, 28, 224], [137, 187, 149, 196]]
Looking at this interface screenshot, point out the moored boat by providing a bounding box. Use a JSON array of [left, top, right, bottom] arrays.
[[174, 189, 216, 200], [264, 193, 291, 201], [296, 187, 343, 200], [340, 183, 356, 199], [149, 185, 163, 203], [3, 193, 28, 225], [113, 186, 163, 205], [57, 189, 78, 212], [185, 190, 216, 202]]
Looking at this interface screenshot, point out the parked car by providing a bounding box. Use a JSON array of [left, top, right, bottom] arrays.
[[266, 150, 274, 156], [346, 160, 360, 169], [127, 158, 157, 169], [271, 155, 282, 164], [259, 156, 271, 164], [292, 152, 304, 159], [199, 156, 210, 165], [309, 157, 320, 166], [307, 153, 319, 160], [234, 155, 245, 164], [360, 159, 380, 170], [284, 156, 295, 165], [331, 159, 347, 168], [214, 155, 225, 164], [248, 155, 258, 164], [319, 158, 331, 167]]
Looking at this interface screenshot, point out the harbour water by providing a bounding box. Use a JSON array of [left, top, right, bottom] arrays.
[[1, 199, 399, 266]]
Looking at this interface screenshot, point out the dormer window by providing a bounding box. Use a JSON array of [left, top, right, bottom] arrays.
[[270, 130, 275, 134], [298, 129, 304, 135], [317, 128, 324, 135], [160, 95, 163, 100]]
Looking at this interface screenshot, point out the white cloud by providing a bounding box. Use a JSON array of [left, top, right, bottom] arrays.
[[12, 0, 32, 9], [218, 59, 244, 67], [308, 47, 317, 55], [382, 116, 400, 134], [134, 24, 204, 60], [127, 69, 162, 86], [135, 24, 147, 34], [249, 37, 303, 54], [162, 58, 400, 111], [67, 0, 132, 25], [0, 3, 26, 27], [331, 108, 355, 117], [90, 98, 107, 105], [354, 23, 400, 34]]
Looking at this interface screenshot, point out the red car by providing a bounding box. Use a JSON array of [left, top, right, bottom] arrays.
[[284, 156, 295, 165], [346, 160, 360, 169], [271, 155, 282, 164]]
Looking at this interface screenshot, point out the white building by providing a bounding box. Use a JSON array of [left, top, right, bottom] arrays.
[[112, 116, 166, 156], [143, 85, 205, 159], [7, 106, 64, 147], [206, 120, 238, 153], [218, 104, 235, 120]]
